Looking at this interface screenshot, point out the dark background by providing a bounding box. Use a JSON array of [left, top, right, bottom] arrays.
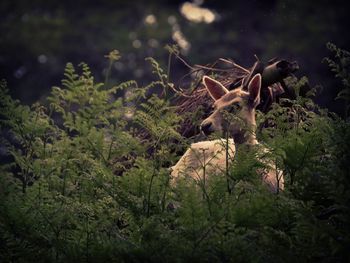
[[1, 0, 349, 115]]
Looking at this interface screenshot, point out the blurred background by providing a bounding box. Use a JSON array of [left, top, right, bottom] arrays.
[[1, 0, 349, 114]]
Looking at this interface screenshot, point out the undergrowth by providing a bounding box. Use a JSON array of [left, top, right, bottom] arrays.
[[0, 45, 349, 262]]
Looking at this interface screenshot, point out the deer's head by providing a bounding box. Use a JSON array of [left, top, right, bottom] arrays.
[[200, 74, 262, 144]]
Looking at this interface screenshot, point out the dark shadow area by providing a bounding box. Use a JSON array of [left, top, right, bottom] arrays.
[[1, 0, 350, 114]]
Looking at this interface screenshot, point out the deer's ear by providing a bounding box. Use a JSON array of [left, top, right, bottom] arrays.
[[203, 76, 229, 101], [248, 74, 262, 107]]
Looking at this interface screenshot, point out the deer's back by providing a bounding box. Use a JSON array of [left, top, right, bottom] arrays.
[[171, 139, 235, 183]]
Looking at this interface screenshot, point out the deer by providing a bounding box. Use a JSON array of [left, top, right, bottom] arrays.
[[171, 73, 284, 193]]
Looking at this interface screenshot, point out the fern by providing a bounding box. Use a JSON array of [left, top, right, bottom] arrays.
[[1, 50, 350, 262], [324, 42, 350, 118]]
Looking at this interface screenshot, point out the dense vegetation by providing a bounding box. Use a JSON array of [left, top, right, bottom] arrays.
[[0, 44, 349, 262]]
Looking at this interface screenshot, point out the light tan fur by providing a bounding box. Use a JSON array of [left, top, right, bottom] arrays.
[[171, 74, 284, 192], [170, 139, 235, 183]]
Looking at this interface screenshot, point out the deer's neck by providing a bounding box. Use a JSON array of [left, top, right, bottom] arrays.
[[245, 132, 258, 145], [233, 128, 258, 146], [234, 109, 258, 146]]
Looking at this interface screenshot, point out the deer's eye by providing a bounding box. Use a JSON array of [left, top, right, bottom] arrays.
[[227, 104, 242, 113]]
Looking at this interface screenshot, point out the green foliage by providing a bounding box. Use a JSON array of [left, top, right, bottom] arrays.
[[1, 48, 350, 262], [324, 42, 350, 118]]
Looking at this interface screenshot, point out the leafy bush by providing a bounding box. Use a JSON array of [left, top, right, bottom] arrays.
[[0, 45, 349, 262]]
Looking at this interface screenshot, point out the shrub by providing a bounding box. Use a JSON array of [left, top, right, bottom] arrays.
[[0, 45, 349, 262]]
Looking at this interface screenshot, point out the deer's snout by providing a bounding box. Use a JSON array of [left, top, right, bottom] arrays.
[[201, 122, 214, 136]]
